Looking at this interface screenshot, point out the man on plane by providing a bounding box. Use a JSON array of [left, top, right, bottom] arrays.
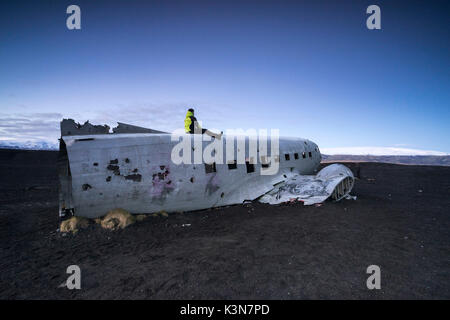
[[184, 108, 222, 139]]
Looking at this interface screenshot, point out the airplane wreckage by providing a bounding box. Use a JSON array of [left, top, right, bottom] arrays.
[[58, 119, 355, 218]]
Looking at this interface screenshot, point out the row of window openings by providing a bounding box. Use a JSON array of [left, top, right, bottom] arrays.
[[205, 151, 313, 174], [286, 151, 312, 161], [204, 160, 255, 174]]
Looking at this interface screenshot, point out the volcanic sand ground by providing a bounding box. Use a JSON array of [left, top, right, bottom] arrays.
[[0, 149, 449, 299]]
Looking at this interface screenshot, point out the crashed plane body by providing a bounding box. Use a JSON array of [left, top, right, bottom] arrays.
[[58, 119, 354, 218]]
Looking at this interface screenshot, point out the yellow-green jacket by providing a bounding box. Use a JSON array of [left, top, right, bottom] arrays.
[[184, 110, 201, 133]]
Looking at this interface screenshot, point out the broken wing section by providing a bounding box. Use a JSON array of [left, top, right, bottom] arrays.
[[259, 164, 354, 205], [60, 118, 168, 136]]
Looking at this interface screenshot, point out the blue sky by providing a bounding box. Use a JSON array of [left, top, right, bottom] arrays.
[[0, 0, 449, 153]]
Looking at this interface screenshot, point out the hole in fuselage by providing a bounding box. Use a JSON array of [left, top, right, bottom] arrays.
[[205, 163, 216, 174], [246, 161, 255, 173], [227, 160, 237, 170]]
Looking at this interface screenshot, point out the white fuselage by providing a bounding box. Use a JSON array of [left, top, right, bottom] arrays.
[[59, 133, 322, 218]]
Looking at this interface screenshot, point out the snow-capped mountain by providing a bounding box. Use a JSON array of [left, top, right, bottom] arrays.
[[0, 140, 59, 150], [320, 146, 448, 156]]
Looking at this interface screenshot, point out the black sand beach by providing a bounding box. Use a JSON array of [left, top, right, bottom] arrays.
[[0, 149, 449, 299]]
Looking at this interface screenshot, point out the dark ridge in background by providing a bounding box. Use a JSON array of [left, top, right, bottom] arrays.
[[321, 154, 450, 166], [1, 148, 449, 167]]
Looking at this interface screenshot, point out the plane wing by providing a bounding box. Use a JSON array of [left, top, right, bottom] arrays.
[[259, 164, 354, 205]]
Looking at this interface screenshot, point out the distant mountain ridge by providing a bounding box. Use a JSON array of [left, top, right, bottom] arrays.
[[320, 146, 448, 156], [321, 154, 450, 166], [0, 141, 58, 151], [1, 142, 449, 166]]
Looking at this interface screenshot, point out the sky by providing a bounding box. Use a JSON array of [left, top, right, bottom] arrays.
[[0, 0, 449, 154]]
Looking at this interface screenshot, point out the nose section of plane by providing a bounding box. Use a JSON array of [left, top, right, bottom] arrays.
[[315, 143, 322, 162], [309, 141, 320, 157], [308, 140, 322, 172]]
